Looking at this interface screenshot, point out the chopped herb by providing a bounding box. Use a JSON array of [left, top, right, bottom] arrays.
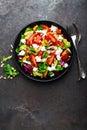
[[36, 25, 42, 30], [19, 42, 25, 46], [38, 62, 48, 73], [33, 71, 43, 77], [62, 38, 71, 49], [15, 47, 20, 53], [48, 71, 54, 77], [25, 27, 33, 32], [4, 64, 19, 78], [2, 55, 12, 63], [55, 65, 63, 71], [42, 51, 49, 58], [21, 34, 25, 39]]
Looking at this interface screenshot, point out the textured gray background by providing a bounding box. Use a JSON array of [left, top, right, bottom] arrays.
[[0, 0, 87, 130]]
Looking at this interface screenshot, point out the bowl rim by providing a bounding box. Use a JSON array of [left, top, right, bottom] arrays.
[[13, 20, 74, 82]]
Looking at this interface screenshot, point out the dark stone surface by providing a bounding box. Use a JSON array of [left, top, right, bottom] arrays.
[[0, 0, 87, 130]]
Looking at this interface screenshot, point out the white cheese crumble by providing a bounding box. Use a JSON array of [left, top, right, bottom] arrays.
[[56, 47, 63, 55], [23, 60, 31, 65], [40, 46, 46, 51], [57, 35, 63, 41], [41, 58, 47, 62], [47, 65, 55, 71], [18, 50, 25, 56], [63, 63, 68, 68], [20, 39, 26, 44], [33, 67, 38, 71], [56, 55, 61, 61], [36, 30, 47, 36], [51, 25, 58, 32], [35, 56, 41, 62], [32, 44, 39, 49]]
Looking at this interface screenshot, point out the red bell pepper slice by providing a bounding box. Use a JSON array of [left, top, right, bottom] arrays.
[[61, 49, 70, 60], [56, 29, 62, 34], [33, 33, 42, 45], [46, 33, 57, 43], [47, 53, 56, 65], [26, 34, 36, 45], [42, 25, 49, 30], [52, 40, 64, 47], [29, 54, 38, 67]]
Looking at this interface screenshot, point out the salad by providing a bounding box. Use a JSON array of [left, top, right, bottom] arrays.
[[15, 24, 71, 78]]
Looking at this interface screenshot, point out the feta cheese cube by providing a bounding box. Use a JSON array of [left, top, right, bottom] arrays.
[[51, 25, 58, 31], [56, 47, 63, 55], [63, 63, 68, 68], [41, 58, 47, 62], [36, 30, 47, 36], [18, 50, 25, 56], [20, 39, 26, 44], [56, 55, 61, 61], [32, 44, 39, 49], [47, 67, 52, 71], [47, 65, 55, 71], [35, 56, 41, 62], [40, 46, 46, 51], [23, 60, 31, 65], [57, 35, 63, 41], [33, 67, 38, 71]]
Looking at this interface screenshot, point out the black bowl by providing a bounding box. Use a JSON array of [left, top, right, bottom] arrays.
[[13, 20, 74, 82]]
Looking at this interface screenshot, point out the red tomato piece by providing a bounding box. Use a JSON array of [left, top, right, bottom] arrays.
[[37, 51, 43, 56]]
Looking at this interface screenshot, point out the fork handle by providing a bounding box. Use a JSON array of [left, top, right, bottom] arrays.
[[76, 51, 86, 80]]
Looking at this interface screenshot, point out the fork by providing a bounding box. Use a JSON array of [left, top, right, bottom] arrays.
[[67, 23, 86, 80]]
